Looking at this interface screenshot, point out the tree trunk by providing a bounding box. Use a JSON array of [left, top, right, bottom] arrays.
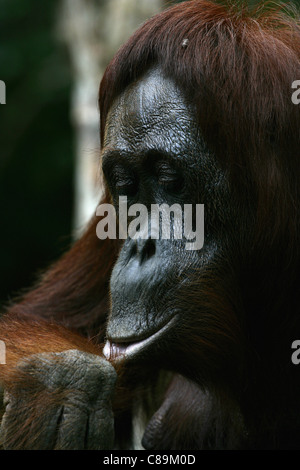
[[59, 0, 162, 236]]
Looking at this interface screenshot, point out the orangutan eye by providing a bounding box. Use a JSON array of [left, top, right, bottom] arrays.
[[115, 177, 138, 196], [157, 163, 184, 193], [112, 167, 138, 197]]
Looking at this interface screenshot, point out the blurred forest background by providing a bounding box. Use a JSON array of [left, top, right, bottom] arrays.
[[0, 0, 299, 308]]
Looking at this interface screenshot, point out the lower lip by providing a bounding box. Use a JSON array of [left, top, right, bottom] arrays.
[[103, 316, 177, 362]]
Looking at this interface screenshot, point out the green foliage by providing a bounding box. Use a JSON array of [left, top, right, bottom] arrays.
[[0, 0, 74, 306]]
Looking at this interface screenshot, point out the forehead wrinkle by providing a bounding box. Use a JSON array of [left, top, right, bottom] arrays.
[[112, 90, 185, 135], [105, 113, 195, 157], [104, 72, 199, 156]]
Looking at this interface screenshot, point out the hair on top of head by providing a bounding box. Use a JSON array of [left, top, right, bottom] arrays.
[[100, 0, 299, 149]]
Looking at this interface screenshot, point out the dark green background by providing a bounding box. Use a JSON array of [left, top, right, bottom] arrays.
[[0, 0, 73, 307]]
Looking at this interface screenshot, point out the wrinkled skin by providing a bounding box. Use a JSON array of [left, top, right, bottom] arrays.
[[102, 68, 247, 376], [0, 351, 116, 450], [104, 68, 241, 350], [0, 68, 252, 449]]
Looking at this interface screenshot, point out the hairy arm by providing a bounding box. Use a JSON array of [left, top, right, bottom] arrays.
[[0, 316, 117, 450]]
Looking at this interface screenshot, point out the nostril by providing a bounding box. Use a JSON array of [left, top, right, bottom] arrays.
[[140, 238, 156, 264]]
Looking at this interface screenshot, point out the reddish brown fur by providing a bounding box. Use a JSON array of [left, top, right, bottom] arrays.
[[0, 316, 103, 384], [4, 209, 119, 337]]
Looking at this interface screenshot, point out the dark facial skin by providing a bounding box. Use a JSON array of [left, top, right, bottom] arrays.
[[102, 67, 247, 381]]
